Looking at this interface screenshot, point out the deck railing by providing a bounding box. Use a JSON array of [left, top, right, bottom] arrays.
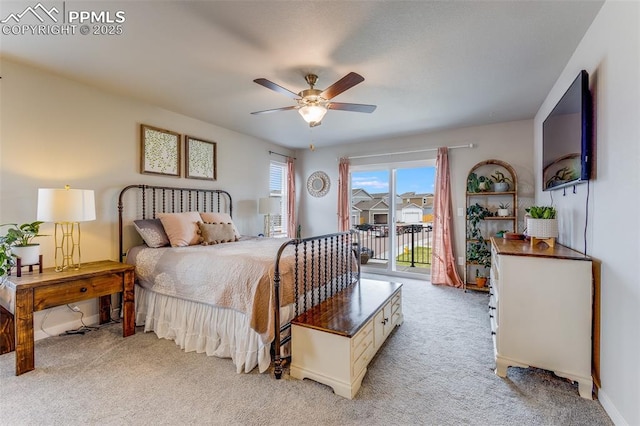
[[356, 224, 432, 267]]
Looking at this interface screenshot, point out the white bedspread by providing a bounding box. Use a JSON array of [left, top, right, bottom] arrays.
[[128, 237, 299, 346]]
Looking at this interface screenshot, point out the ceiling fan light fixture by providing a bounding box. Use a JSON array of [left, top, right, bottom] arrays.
[[298, 104, 327, 125]]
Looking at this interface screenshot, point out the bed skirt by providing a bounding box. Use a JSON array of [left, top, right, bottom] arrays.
[[135, 284, 285, 373]]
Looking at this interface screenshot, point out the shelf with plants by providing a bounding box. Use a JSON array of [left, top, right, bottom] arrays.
[[465, 160, 518, 292]]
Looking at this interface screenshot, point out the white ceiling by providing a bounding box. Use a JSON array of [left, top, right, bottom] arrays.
[[1, 1, 604, 149]]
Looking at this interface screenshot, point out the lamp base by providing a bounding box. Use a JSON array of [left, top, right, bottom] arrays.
[[264, 214, 272, 238], [54, 222, 83, 272]]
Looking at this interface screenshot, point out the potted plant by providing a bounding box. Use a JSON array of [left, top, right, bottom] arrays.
[[467, 240, 491, 267], [0, 221, 46, 267], [496, 202, 511, 217], [467, 237, 491, 289], [467, 173, 491, 193], [525, 206, 558, 238], [490, 170, 512, 192], [466, 203, 492, 240], [0, 235, 15, 283], [475, 269, 488, 288]]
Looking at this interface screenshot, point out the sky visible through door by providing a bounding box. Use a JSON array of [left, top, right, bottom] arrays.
[[352, 166, 436, 194]]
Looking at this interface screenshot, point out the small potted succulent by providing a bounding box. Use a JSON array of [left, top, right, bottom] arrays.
[[525, 206, 558, 238], [496, 202, 511, 217]]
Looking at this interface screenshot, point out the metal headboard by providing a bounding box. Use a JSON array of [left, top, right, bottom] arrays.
[[117, 184, 233, 262]]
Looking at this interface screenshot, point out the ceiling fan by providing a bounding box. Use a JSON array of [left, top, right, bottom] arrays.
[[251, 72, 377, 127]]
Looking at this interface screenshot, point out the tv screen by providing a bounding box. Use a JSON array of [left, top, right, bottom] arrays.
[[542, 70, 592, 191]]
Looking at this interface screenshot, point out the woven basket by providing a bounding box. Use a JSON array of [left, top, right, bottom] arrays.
[[527, 218, 558, 238]]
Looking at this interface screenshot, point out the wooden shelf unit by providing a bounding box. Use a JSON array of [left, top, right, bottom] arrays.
[[464, 159, 518, 292]]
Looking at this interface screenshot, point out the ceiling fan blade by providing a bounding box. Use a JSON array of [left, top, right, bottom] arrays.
[[250, 106, 298, 115], [328, 102, 377, 113], [320, 72, 365, 100], [253, 78, 300, 99]]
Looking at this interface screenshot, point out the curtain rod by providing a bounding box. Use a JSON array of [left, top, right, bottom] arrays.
[[346, 143, 475, 160], [269, 150, 296, 160]]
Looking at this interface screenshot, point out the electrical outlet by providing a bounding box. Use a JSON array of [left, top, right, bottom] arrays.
[[457, 256, 464, 266], [457, 207, 465, 217], [70, 305, 81, 312]]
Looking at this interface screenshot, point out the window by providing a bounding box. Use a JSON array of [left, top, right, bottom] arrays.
[[269, 161, 288, 236]]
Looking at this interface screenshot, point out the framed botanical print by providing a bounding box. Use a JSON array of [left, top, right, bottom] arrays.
[[140, 124, 181, 177], [185, 135, 217, 180]]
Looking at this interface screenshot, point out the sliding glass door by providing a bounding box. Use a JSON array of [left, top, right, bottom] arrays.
[[351, 162, 435, 277]]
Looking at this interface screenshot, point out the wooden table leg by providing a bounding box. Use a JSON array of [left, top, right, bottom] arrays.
[[122, 270, 135, 337], [15, 288, 35, 375], [0, 305, 15, 354], [99, 295, 111, 324]]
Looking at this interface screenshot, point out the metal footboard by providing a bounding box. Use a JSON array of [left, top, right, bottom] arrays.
[[272, 230, 360, 378]]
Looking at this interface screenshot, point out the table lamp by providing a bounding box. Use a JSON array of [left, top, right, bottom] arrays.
[[37, 186, 96, 271], [258, 197, 280, 237]]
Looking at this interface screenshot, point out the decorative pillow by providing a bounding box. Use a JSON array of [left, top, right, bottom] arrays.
[[133, 219, 170, 248], [197, 222, 238, 245], [199, 212, 241, 239], [157, 212, 202, 247]]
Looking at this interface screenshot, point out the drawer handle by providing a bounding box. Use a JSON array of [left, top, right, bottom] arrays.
[[80, 287, 87, 293], [488, 306, 496, 310], [489, 315, 493, 319], [491, 331, 496, 335], [381, 318, 389, 325]]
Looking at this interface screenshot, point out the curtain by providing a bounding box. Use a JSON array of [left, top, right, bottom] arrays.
[[431, 147, 463, 287], [337, 158, 350, 232], [286, 158, 296, 238]]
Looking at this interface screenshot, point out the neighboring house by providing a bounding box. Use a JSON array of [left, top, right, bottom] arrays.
[[354, 199, 389, 224], [350, 204, 362, 227], [356, 191, 431, 224], [351, 188, 373, 205], [398, 202, 422, 223], [399, 192, 434, 222]]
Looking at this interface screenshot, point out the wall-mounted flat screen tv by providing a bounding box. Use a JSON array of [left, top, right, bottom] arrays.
[[542, 70, 592, 191]]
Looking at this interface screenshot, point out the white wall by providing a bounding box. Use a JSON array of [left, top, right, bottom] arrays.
[[0, 59, 292, 336], [297, 119, 535, 276], [533, 2, 639, 425]]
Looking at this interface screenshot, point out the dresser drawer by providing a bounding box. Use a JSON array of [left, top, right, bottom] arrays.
[[352, 337, 375, 377], [391, 291, 401, 308], [352, 320, 374, 359], [33, 274, 123, 311]]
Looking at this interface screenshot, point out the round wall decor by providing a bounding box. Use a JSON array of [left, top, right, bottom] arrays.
[[307, 171, 331, 197]]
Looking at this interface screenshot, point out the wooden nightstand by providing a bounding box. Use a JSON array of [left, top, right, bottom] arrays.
[[0, 260, 135, 375]]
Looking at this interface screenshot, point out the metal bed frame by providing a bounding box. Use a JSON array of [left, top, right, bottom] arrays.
[[117, 184, 360, 378]]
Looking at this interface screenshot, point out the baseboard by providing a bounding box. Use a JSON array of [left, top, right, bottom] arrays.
[[597, 388, 629, 426], [34, 307, 121, 341]]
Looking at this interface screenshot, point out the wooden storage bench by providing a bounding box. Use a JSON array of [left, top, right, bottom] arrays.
[[290, 279, 403, 399]]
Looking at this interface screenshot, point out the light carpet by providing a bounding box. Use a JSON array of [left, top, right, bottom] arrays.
[[0, 275, 612, 425]]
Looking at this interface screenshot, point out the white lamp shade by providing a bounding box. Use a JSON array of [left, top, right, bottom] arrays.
[[258, 197, 280, 215], [37, 188, 96, 222], [298, 105, 327, 124]]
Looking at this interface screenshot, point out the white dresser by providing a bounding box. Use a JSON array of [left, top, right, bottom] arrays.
[[490, 238, 593, 399], [290, 279, 403, 399]]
